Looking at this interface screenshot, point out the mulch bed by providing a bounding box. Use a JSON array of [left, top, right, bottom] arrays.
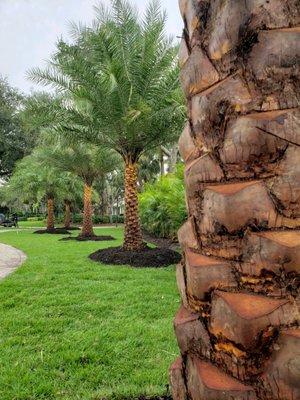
[[89, 245, 181, 268], [34, 228, 71, 235], [142, 230, 180, 251], [62, 226, 80, 231], [60, 235, 115, 242], [137, 396, 171, 400]]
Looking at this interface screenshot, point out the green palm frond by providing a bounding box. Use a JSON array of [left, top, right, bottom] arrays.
[[27, 0, 186, 162]]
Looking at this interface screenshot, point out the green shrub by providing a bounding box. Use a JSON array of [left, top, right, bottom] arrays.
[[27, 216, 44, 222], [139, 164, 187, 239], [112, 215, 124, 224], [72, 214, 83, 223], [93, 215, 110, 224], [73, 214, 124, 225]]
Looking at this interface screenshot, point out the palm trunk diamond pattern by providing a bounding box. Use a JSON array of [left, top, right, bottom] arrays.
[[170, 1, 300, 399]]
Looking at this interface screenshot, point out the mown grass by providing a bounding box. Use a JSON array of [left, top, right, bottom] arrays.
[[18, 220, 46, 228], [0, 227, 180, 400]]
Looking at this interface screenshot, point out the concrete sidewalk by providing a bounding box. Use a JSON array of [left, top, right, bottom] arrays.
[[0, 243, 27, 280]]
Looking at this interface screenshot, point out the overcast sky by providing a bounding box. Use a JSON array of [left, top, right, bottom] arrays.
[[0, 0, 183, 94]]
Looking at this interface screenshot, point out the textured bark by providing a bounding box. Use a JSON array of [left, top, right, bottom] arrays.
[[81, 184, 94, 238], [64, 200, 72, 229], [46, 196, 55, 231], [123, 161, 143, 251], [169, 358, 187, 400], [171, 1, 300, 399]]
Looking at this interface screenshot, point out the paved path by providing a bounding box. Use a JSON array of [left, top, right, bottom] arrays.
[[0, 243, 27, 280]]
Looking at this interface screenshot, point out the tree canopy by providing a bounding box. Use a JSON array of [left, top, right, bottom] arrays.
[[0, 78, 33, 178], [28, 0, 185, 162]]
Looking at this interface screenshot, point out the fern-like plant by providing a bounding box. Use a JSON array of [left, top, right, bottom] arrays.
[[139, 164, 186, 239]]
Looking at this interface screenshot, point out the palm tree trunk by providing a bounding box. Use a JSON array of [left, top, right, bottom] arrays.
[[159, 146, 165, 177], [168, 145, 178, 173], [46, 196, 55, 231], [81, 183, 94, 238], [123, 161, 143, 251], [170, 2, 300, 400], [64, 200, 72, 229]]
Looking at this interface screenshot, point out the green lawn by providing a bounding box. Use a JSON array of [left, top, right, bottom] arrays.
[[0, 227, 180, 400], [18, 220, 46, 228]]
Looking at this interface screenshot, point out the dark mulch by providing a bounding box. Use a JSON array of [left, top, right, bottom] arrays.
[[60, 235, 115, 242], [89, 245, 181, 268], [137, 396, 171, 400], [62, 226, 80, 231], [121, 395, 171, 400], [34, 228, 71, 235], [142, 230, 179, 251]]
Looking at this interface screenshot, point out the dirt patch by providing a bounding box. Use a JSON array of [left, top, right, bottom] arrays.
[[89, 245, 181, 268], [60, 235, 115, 242], [34, 228, 71, 235]]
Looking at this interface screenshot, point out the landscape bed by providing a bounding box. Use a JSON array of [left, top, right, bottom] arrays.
[[0, 227, 179, 400]]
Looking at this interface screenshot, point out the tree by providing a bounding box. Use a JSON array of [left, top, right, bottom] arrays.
[[0, 78, 32, 178], [28, 0, 185, 251], [6, 149, 81, 231], [41, 143, 119, 238], [170, 2, 300, 400], [94, 168, 125, 223], [61, 177, 82, 230]]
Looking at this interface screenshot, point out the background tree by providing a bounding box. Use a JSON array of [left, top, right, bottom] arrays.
[[61, 177, 82, 230], [170, 1, 300, 400], [6, 149, 81, 232], [28, 0, 185, 251], [41, 142, 119, 238], [94, 169, 125, 223], [0, 77, 33, 179]]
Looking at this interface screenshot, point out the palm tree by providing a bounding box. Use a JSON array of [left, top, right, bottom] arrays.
[[94, 168, 125, 224], [28, 0, 185, 251], [7, 149, 81, 232], [62, 177, 82, 230], [170, 1, 300, 400], [41, 143, 119, 238]]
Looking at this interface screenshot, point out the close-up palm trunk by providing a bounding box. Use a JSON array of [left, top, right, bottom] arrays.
[[64, 199, 72, 229], [46, 195, 55, 231], [170, 1, 300, 400], [81, 183, 94, 238], [123, 160, 143, 251]]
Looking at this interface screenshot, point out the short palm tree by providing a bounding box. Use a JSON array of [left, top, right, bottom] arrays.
[[28, 0, 185, 251], [7, 149, 81, 231], [62, 177, 82, 230], [41, 142, 118, 238]]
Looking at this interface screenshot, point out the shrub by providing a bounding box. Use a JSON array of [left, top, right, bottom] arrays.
[[139, 164, 187, 239], [72, 213, 83, 223], [27, 216, 44, 222], [73, 214, 124, 225], [112, 215, 124, 224], [93, 215, 110, 224]]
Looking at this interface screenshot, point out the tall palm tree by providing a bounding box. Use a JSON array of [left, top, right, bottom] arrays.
[[170, 1, 300, 400], [28, 0, 185, 251], [41, 143, 118, 238]]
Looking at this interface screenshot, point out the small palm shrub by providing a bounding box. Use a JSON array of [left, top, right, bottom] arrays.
[[139, 164, 187, 239]]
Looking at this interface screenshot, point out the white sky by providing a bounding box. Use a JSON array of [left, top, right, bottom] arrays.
[[0, 0, 183, 94]]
